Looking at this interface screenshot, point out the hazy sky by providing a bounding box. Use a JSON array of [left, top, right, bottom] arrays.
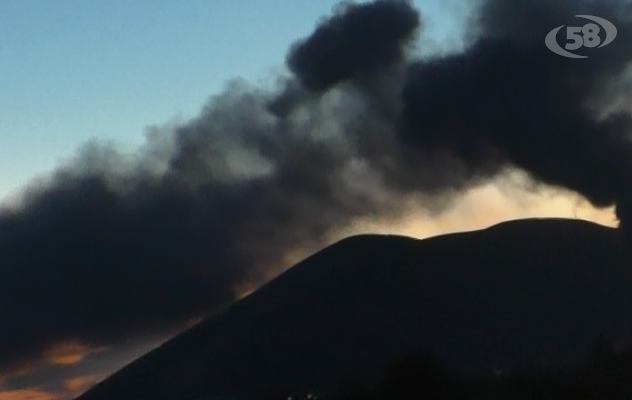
[[0, 1, 619, 399]]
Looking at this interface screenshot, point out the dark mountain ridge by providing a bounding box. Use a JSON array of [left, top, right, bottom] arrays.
[[75, 218, 632, 400]]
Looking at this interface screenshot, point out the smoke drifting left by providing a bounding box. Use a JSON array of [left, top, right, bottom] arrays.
[[2, 0, 632, 373], [0, 0, 423, 372]]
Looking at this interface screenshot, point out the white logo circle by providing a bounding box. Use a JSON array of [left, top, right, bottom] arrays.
[[545, 15, 617, 58]]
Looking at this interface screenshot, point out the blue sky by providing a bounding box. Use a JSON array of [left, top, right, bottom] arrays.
[[0, 0, 465, 201]]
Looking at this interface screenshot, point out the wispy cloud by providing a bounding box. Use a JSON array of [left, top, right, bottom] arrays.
[[43, 342, 109, 368]]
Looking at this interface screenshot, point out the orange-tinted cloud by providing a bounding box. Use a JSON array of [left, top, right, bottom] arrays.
[[64, 375, 104, 397], [0, 388, 59, 400], [43, 342, 109, 367], [0, 339, 165, 400]]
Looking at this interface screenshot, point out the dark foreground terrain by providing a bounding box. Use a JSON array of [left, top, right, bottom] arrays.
[[307, 347, 632, 400], [75, 218, 632, 400]]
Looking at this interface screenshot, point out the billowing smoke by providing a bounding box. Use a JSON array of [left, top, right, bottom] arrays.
[[285, 0, 632, 235], [1, 0, 632, 374]]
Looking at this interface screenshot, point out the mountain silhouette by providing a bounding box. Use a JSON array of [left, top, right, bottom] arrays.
[[74, 218, 632, 400]]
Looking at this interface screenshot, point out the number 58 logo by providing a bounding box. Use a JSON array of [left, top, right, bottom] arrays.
[[545, 15, 617, 58]]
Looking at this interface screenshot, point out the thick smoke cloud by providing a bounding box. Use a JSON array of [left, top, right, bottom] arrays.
[[401, 1, 632, 212], [286, 0, 419, 92], [287, 0, 632, 222], [0, 1, 421, 373], [1, 0, 632, 374]]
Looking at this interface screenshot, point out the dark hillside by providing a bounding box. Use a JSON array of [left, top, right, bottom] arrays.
[[76, 218, 632, 400]]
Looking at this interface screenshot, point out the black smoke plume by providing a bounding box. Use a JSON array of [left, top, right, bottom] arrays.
[[1, 0, 632, 373]]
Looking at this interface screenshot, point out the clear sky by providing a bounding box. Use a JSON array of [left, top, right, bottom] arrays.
[[0, 0, 464, 201]]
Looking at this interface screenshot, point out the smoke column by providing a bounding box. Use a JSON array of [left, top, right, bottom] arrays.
[[2, 0, 632, 373]]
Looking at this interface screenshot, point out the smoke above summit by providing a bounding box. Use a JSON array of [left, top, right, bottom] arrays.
[[1, 0, 632, 374], [287, 0, 632, 213]]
